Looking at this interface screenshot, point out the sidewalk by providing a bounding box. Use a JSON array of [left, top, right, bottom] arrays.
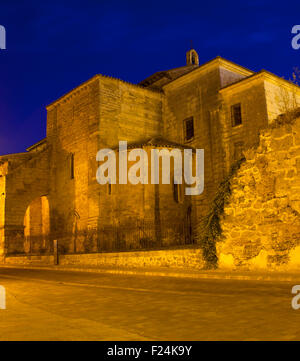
[[0, 262, 300, 282]]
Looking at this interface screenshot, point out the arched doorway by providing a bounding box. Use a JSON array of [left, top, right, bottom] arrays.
[[24, 196, 50, 254]]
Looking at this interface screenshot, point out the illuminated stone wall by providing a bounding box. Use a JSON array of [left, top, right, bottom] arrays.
[[218, 118, 300, 270], [46, 76, 164, 253], [2, 247, 206, 270], [162, 60, 268, 238], [0, 150, 49, 255], [1, 54, 300, 266]]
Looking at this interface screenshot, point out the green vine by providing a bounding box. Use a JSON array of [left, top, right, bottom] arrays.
[[198, 157, 245, 269]]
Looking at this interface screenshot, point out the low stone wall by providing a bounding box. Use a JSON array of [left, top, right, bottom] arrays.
[[1, 247, 206, 270], [218, 117, 300, 270], [3, 254, 54, 265]]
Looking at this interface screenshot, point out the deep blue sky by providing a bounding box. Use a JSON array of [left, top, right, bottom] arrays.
[[0, 0, 299, 155]]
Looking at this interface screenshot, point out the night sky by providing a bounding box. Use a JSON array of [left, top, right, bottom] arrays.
[[0, 0, 299, 155]]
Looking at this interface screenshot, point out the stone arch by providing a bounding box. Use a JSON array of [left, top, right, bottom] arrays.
[[186, 49, 199, 66], [1, 149, 50, 255], [23, 196, 50, 254]]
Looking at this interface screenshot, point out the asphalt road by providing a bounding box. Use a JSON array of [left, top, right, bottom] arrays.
[[0, 267, 300, 341]]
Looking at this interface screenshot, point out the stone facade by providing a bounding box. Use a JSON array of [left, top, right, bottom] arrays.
[[1, 49, 300, 267], [3, 247, 205, 270], [218, 117, 300, 270]]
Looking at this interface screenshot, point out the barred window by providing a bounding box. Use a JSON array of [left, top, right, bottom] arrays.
[[231, 103, 242, 126], [184, 117, 194, 141]]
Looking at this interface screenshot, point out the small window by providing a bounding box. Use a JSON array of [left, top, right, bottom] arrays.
[[184, 117, 194, 141], [231, 103, 242, 127], [70, 153, 75, 179]]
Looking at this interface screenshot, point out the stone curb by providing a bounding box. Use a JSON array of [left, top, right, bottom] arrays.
[[1, 263, 300, 282]]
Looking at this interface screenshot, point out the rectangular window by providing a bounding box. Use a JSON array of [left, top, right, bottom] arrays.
[[231, 103, 242, 127], [184, 117, 194, 141]]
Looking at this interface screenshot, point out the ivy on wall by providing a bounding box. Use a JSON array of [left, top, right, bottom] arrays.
[[197, 157, 245, 269]]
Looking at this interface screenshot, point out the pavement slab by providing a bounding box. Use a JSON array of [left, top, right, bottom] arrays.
[[1, 267, 300, 340]]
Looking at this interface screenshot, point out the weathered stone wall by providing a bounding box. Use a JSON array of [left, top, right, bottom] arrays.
[[218, 118, 300, 270], [219, 79, 269, 168], [46, 77, 100, 253], [46, 76, 163, 253], [163, 65, 227, 238], [3, 56, 300, 263], [1, 247, 205, 270], [99, 76, 162, 148], [264, 79, 300, 122], [0, 149, 50, 255], [97, 78, 163, 236], [162, 63, 268, 242], [219, 66, 249, 88], [97, 144, 193, 249], [3, 254, 54, 265]]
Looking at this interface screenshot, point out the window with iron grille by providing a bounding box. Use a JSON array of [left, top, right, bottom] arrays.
[[184, 117, 194, 141], [231, 103, 242, 126]]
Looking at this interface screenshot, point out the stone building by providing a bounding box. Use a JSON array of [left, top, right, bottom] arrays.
[[1, 49, 300, 257]]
